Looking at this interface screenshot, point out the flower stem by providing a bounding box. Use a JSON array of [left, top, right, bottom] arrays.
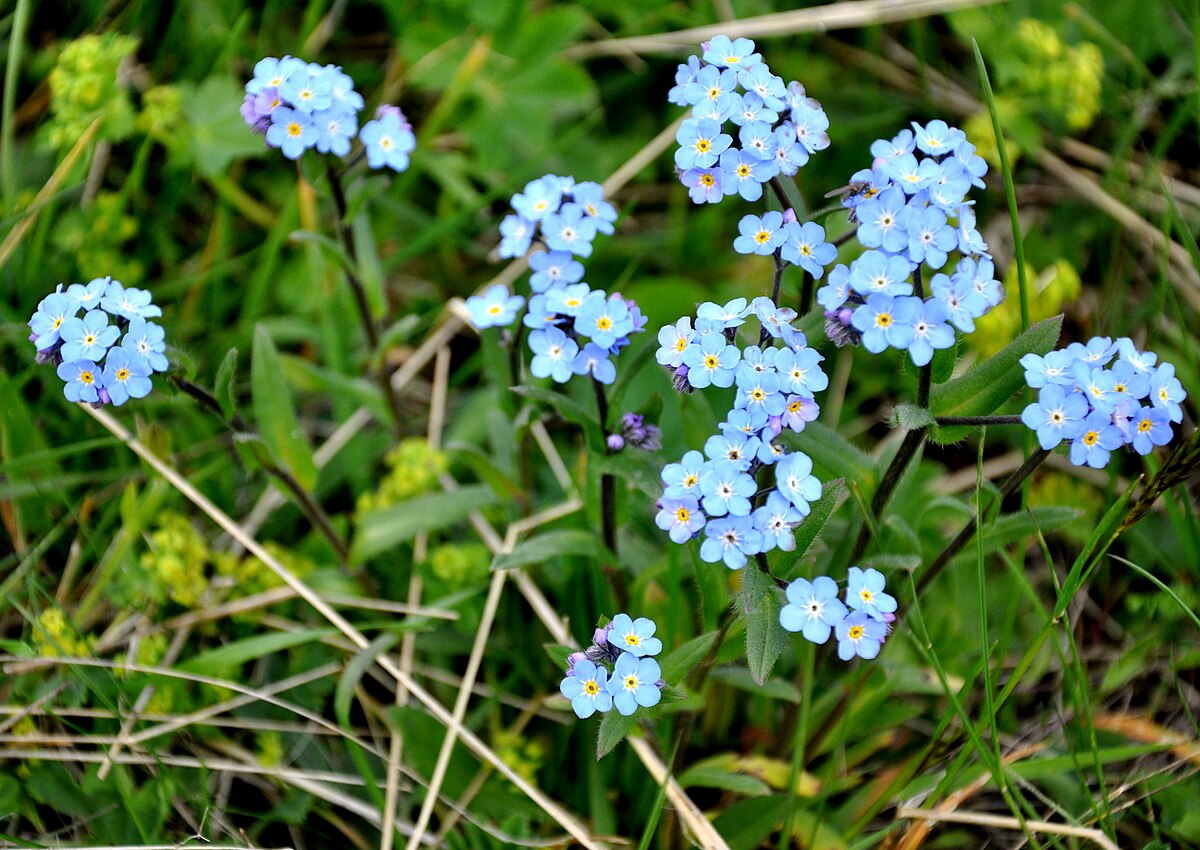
[[936, 414, 1024, 426], [169, 375, 350, 562], [325, 163, 407, 435], [771, 250, 785, 305], [915, 447, 1051, 595], [755, 552, 789, 590], [591, 377, 626, 606]]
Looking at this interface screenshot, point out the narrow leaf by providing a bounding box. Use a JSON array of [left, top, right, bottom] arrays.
[[659, 632, 717, 685], [772, 479, 845, 579], [335, 633, 400, 728], [350, 484, 498, 564], [596, 709, 638, 760], [543, 643, 578, 669], [179, 629, 333, 676], [491, 529, 611, 571], [739, 566, 786, 685], [251, 325, 318, 489], [511, 384, 603, 451], [214, 348, 238, 420]]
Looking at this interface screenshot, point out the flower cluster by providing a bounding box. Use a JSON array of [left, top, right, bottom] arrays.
[[559, 614, 664, 718], [29, 277, 167, 407], [1020, 336, 1188, 468], [819, 121, 1002, 365], [468, 175, 644, 387], [780, 567, 896, 660], [654, 297, 825, 568], [668, 36, 830, 204], [241, 56, 414, 170], [733, 210, 838, 280]]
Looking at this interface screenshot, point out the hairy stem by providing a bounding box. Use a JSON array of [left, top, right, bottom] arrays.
[[325, 163, 407, 435], [771, 250, 785, 305], [936, 414, 1024, 426], [169, 375, 349, 561], [591, 377, 626, 606]]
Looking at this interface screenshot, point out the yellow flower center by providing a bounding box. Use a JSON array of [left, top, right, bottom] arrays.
[[800, 245, 812, 256], [755, 230, 771, 244], [700, 174, 716, 187], [116, 368, 129, 381], [1160, 389, 1169, 400], [624, 675, 639, 690], [287, 122, 303, 137], [876, 313, 892, 328], [737, 164, 751, 178], [84, 333, 97, 345], [380, 137, 393, 150], [704, 355, 719, 369], [1138, 418, 1153, 432], [696, 139, 711, 153], [707, 86, 721, 100], [80, 371, 94, 385], [487, 305, 502, 315], [1083, 430, 1099, 446], [1050, 412, 1063, 424], [584, 680, 599, 696], [1114, 383, 1126, 393], [597, 317, 613, 331], [683, 474, 698, 488], [848, 625, 864, 640], [676, 507, 690, 522], [53, 317, 64, 329], [751, 389, 765, 401], [789, 400, 802, 413], [625, 633, 641, 647], [860, 588, 874, 603], [586, 203, 597, 216], [675, 337, 688, 352]]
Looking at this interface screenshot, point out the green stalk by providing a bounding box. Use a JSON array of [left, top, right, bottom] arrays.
[[1, 0, 31, 208]]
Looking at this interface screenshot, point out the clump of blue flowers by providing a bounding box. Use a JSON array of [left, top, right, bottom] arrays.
[[560, 614, 664, 718], [467, 174, 644, 387], [29, 277, 167, 407], [241, 56, 414, 170], [668, 36, 830, 204], [820, 121, 1001, 365], [779, 567, 896, 661], [1020, 336, 1188, 468], [654, 297, 826, 568]]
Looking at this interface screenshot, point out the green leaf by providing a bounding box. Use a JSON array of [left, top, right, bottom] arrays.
[[930, 337, 959, 383], [679, 765, 772, 797], [335, 634, 400, 728], [605, 334, 656, 417], [596, 449, 662, 499], [511, 384, 602, 452], [288, 229, 356, 275], [930, 315, 1063, 444], [542, 643, 577, 669], [280, 353, 391, 424], [350, 484, 498, 564], [659, 632, 717, 685], [251, 324, 318, 490], [183, 77, 269, 176], [782, 422, 876, 492], [596, 708, 638, 760], [963, 506, 1083, 562], [739, 566, 786, 686], [709, 667, 802, 702], [179, 628, 334, 676], [490, 529, 611, 571], [214, 348, 238, 420], [772, 479, 845, 579], [890, 403, 936, 432]]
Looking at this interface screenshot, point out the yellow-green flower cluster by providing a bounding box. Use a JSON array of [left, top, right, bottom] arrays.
[[356, 438, 448, 514], [141, 512, 210, 607], [216, 541, 313, 600], [32, 608, 91, 658], [969, 259, 1081, 357], [1014, 19, 1103, 131], [492, 726, 546, 784], [115, 631, 169, 678], [53, 191, 143, 284], [425, 542, 491, 587], [47, 33, 140, 148]]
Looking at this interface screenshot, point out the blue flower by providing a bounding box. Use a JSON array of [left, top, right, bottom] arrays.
[[781, 221, 836, 278], [57, 360, 105, 403], [697, 298, 749, 329], [780, 394, 819, 432], [543, 203, 598, 257], [733, 211, 785, 256], [465, 284, 524, 329], [906, 206, 957, 269], [528, 327, 579, 383], [730, 91, 779, 127], [657, 495, 706, 543], [720, 149, 772, 202], [1019, 351, 1076, 389], [836, 611, 887, 660], [528, 250, 583, 293], [851, 294, 918, 354], [702, 36, 762, 70], [929, 159, 971, 211], [738, 120, 778, 162], [700, 515, 762, 569], [608, 613, 663, 657], [720, 406, 769, 436], [668, 56, 702, 106], [1150, 363, 1187, 423], [575, 292, 632, 349], [1108, 360, 1150, 401], [29, 291, 79, 350], [312, 106, 358, 156], [754, 492, 804, 552], [1130, 406, 1172, 455], [774, 451, 821, 513], [246, 56, 306, 95], [780, 576, 848, 644], [790, 100, 830, 153], [699, 459, 756, 517], [737, 65, 787, 111], [930, 272, 987, 333], [498, 214, 534, 259], [560, 658, 612, 718], [511, 175, 562, 222], [662, 450, 707, 499], [773, 347, 827, 396], [817, 265, 851, 311], [66, 278, 108, 309], [571, 182, 618, 236], [324, 65, 365, 112], [59, 310, 119, 362], [735, 369, 787, 417], [1069, 410, 1123, 468], [848, 251, 912, 297], [121, 317, 169, 372], [682, 333, 740, 389], [571, 343, 616, 384], [846, 566, 897, 619], [607, 653, 662, 715], [1066, 336, 1117, 367], [1074, 363, 1122, 415], [279, 66, 333, 113], [903, 300, 955, 367], [882, 154, 942, 194], [545, 283, 591, 318], [1021, 384, 1089, 450], [681, 167, 723, 204], [855, 187, 911, 253], [750, 297, 797, 338], [266, 107, 319, 160], [953, 258, 1003, 308], [1116, 338, 1157, 375], [101, 347, 153, 405], [871, 128, 915, 162], [656, 317, 694, 368], [675, 118, 732, 170], [683, 66, 739, 117], [955, 206, 990, 256], [912, 120, 966, 156], [771, 124, 809, 175], [99, 279, 161, 320], [359, 112, 415, 172]]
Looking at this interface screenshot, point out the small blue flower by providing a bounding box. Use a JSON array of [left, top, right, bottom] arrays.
[[1019, 351, 1076, 389], [754, 492, 804, 552], [246, 56, 306, 95], [1108, 360, 1151, 401], [498, 214, 534, 259], [699, 459, 756, 518], [735, 369, 787, 417], [528, 327, 579, 383], [571, 342, 616, 384], [681, 167, 723, 204], [1074, 363, 1122, 415], [65, 278, 108, 309], [851, 294, 918, 354], [545, 283, 591, 318], [1129, 406, 1172, 455], [848, 251, 912, 298], [59, 310, 119, 362], [560, 658, 612, 718], [57, 359, 106, 403], [312, 106, 358, 156], [738, 120, 778, 161], [729, 91, 779, 126], [29, 291, 79, 350], [906, 206, 957, 269], [1116, 338, 1157, 375], [575, 292, 632, 349], [911, 119, 965, 156], [773, 347, 827, 396], [790, 100, 830, 153], [704, 430, 758, 470], [702, 36, 762, 70], [903, 300, 955, 368], [720, 149, 773, 202], [1021, 384, 1090, 450], [99, 279, 162, 320], [700, 514, 762, 569], [607, 653, 662, 715], [953, 258, 1003, 308], [750, 297, 797, 338], [871, 128, 915, 162], [359, 112, 415, 172], [527, 250, 583, 293], [781, 221, 836, 279], [681, 333, 740, 389], [883, 154, 942, 194], [1066, 336, 1117, 367], [661, 450, 707, 499], [780, 576, 848, 644], [696, 298, 749, 329], [675, 118, 732, 169], [656, 317, 694, 368], [780, 394, 819, 432], [846, 566, 897, 620], [101, 347, 153, 406], [571, 182, 618, 236], [855, 187, 911, 253], [466, 285, 523, 329], [279, 66, 333, 113], [121, 317, 169, 373], [683, 66, 739, 116], [608, 613, 663, 657], [774, 451, 821, 514], [737, 65, 787, 111], [543, 203, 598, 257], [1150, 363, 1187, 423], [836, 611, 887, 660], [771, 124, 809, 175], [657, 495, 706, 543], [668, 56, 702, 106], [733, 211, 785, 256], [266, 106, 319, 160], [1069, 410, 1124, 468], [930, 272, 987, 333]]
